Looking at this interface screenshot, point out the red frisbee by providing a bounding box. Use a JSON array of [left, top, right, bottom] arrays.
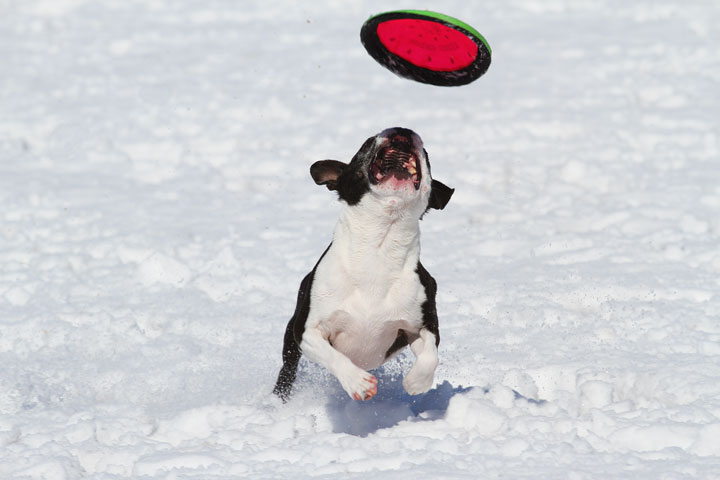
[[361, 10, 492, 86]]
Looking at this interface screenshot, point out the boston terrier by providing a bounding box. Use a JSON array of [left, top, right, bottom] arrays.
[[273, 127, 454, 402]]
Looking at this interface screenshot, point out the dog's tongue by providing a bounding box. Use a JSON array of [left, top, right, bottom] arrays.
[[380, 174, 414, 190]]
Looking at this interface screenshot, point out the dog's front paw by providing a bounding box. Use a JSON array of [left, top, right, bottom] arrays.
[[402, 360, 437, 395], [338, 367, 378, 401]]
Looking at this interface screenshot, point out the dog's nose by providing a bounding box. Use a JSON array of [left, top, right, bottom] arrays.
[[390, 135, 411, 148]]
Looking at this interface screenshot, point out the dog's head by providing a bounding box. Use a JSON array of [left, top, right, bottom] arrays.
[[310, 128, 453, 214]]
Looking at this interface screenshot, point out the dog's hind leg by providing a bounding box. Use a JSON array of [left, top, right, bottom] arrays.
[[273, 264, 321, 402], [273, 318, 301, 402]]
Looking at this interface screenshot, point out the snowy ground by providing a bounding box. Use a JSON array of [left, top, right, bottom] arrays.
[[2, 0, 720, 478]]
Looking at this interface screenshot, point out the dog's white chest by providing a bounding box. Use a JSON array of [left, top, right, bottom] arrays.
[[307, 212, 427, 369], [312, 261, 426, 369]]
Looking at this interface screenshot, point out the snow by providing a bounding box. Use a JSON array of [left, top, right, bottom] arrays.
[[1, 0, 720, 478]]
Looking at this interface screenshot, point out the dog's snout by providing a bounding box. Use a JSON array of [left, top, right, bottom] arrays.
[[386, 135, 414, 154], [379, 128, 420, 151]]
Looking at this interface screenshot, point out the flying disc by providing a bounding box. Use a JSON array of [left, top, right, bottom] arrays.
[[360, 10, 491, 87]]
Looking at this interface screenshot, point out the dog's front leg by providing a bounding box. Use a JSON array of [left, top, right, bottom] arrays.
[[402, 328, 438, 395], [300, 327, 378, 400]]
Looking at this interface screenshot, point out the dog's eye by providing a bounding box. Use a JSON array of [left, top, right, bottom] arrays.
[[356, 170, 363, 178]]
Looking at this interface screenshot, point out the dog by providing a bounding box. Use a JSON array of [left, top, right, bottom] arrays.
[[273, 127, 454, 402]]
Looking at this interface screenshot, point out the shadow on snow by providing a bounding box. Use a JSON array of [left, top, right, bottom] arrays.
[[323, 368, 472, 437], [293, 360, 547, 437]]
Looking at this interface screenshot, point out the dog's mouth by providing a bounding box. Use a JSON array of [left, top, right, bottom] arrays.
[[369, 142, 421, 190]]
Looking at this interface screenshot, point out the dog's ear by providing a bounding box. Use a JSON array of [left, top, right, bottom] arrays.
[[310, 160, 347, 191], [428, 179, 454, 210]]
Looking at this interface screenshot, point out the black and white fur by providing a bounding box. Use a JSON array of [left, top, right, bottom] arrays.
[[273, 127, 454, 402]]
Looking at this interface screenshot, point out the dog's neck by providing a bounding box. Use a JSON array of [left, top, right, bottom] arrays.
[[332, 195, 422, 270]]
